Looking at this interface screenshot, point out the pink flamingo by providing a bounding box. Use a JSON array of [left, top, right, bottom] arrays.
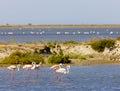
[[50, 63, 70, 81], [55, 65, 70, 81], [31, 62, 42, 78], [7, 64, 20, 71], [50, 63, 62, 70], [7, 64, 20, 80], [23, 62, 36, 70], [50, 63, 63, 80], [22, 62, 36, 79], [56, 65, 70, 74]]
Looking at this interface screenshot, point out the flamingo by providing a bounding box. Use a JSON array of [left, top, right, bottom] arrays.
[[56, 65, 70, 74], [23, 62, 36, 70], [22, 62, 36, 79], [7, 64, 20, 71], [7, 64, 20, 80], [31, 62, 42, 70], [31, 62, 42, 79], [50, 63, 62, 70], [55, 65, 70, 81], [50, 63, 63, 81]]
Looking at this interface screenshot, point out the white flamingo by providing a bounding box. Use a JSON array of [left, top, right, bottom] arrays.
[[31, 62, 42, 70], [7, 64, 20, 71], [23, 62, 36, 70], [50, 63, 69, 81], [56, 65, 70, 74], [22, 62, 36, 79], [31, 62, 42, 78], [23, 62, 42, 79], [7, 64, 20, 80]]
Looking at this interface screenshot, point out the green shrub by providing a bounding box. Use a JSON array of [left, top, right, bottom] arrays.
[[86, 54, 93, 58], [1, 51, 44, 64], [63, 40, 77, 44], [47, 54, 71, 64], [69, 53, 86, 60], [90, 38, 115, 52]]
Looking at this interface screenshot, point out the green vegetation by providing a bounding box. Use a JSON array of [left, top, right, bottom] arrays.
[[47, 54, 71, 64], [0, 51, 44, 64], [90, 38, 115, 52], [69, 53, 93, 61], [47, 49, 71, 64], [0, 36, 120, 65], [63, 40, 78, 45]]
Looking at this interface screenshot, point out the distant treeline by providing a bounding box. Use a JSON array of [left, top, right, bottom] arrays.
[[0, 24, 120, 28]]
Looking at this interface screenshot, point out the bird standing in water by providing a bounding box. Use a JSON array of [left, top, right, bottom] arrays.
[[56, 65, 70, 74], [50, 63, 62, 70], [7, 64, 20, 80]]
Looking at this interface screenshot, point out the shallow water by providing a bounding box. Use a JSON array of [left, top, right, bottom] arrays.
[[1, 64, 120, 91], [0, 28, 119, 42]]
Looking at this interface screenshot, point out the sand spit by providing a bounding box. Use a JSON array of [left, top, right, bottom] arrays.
[[0, 41, 120, 64]]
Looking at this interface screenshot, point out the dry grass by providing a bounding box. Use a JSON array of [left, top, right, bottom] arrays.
[[70, 58, 120, 66]]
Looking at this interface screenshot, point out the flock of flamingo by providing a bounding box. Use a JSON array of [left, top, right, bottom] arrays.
[[7, 62, 70, 81], [7, 62, 42, 71], [50, 63, 70, 81]]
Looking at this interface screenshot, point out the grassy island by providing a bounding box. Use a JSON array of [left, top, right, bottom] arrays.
[[0, 35, 120, 67]]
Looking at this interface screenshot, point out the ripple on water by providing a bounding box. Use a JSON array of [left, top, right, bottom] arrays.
[[0, 65, 120, 91]]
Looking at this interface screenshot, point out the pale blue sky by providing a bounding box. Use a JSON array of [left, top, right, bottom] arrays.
[[0, 0, 120, 24]]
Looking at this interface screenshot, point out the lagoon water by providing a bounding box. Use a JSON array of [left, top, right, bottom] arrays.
[[0, 27, 120, 42], [1, 64, 120, 91]]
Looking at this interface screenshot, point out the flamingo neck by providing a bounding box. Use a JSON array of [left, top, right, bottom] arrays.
[[59, 63, 62, 68], [32, 62, 36, 65], [17, 65, 20, 71], [66, 66, 70, 74], [39, 62, 42, 66]]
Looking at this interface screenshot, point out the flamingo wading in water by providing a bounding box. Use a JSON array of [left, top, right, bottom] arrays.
[[23, 62, 42, 79], [50, 63, 71, 81], [50, 63, 63, 80], [7, 64, 21, 80], [56, 65, 70, 74], [22, 62, 36, 79], [7, 64, 20, 71], [31, 62, 42, 78], [55, 65, 70, 81], [23, 62, 36, 70], [50, 63, 62, 70], [31, 62, 42, 70]]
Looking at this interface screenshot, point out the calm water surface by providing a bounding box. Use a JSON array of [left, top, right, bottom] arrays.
[[0, 28, 120, 42], [0, 64, 120, 91]]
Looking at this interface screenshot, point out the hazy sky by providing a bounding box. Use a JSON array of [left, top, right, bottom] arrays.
[[0, 0, 120, 24]]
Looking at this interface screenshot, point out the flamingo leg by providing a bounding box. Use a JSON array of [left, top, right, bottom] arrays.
[[36, 69, 39, 79], [9, 71, 14, 80], [28, 70, 31, 80], [24, 70, 30, 80], [52, 71, 61, 81]]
